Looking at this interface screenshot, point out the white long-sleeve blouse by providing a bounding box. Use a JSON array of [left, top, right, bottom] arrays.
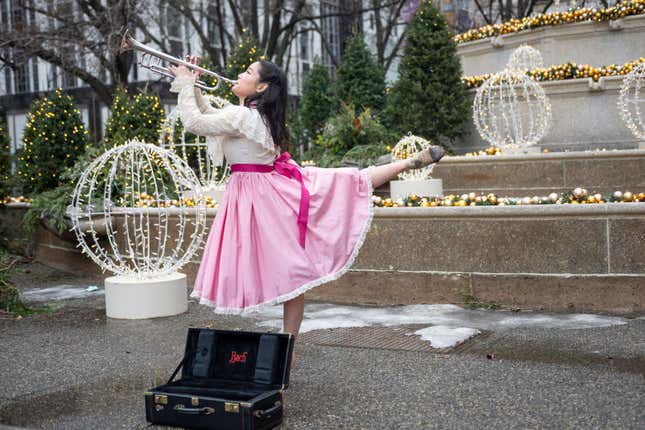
[[170, 74, 279, 166]]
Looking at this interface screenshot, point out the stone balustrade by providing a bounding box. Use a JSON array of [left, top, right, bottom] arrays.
[[454, 76, 642, 153], [457, 14, 645, 76]]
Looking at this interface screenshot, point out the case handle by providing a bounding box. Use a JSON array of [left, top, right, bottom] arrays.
[[254, 401, 282, 419], [173, 404, 215, 415]]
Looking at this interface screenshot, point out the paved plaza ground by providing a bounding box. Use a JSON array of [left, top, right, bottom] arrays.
[[1, 260, 644, 429]]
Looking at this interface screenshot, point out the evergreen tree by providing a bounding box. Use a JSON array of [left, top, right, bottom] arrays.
[[103, 88, 166, 148], [335, 32, 386, 114], [384, 1, 469, 147], [17, 89, 90, 194], [0, 122, 11, 197], [300, 59, 336, 139], [200, 32, 263, 104]]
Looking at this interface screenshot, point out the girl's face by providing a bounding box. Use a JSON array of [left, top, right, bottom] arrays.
[[232, 62, 267, 99]]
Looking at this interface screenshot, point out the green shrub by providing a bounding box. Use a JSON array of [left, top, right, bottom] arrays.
[[318, 104, 394, 155], [17, 89, 91, 194], [384, 1, 469, 147], [300, 59, 337, 139], [335, 33, 386, 114], [0, 122, 13, 198], [104, 88, 165, 148]]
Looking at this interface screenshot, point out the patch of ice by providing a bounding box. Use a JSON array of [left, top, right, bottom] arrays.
[[249, 303, 627, 334], [21, 285, 104, 302], [412, 326, 481, 348]]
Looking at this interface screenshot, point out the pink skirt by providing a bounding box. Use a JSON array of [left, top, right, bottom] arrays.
[[190, 162, 374, 314]]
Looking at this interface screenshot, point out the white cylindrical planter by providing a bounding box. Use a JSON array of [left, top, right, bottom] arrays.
[[105, 272, 188, 319], [390, 179, 443, 200]]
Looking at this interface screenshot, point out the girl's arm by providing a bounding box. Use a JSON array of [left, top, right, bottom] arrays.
[[193, 88, 218, 114], [171, 74, 246, 137]]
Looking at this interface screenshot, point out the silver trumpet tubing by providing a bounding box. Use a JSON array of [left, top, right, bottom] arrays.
[[120, 29, 237, 91]]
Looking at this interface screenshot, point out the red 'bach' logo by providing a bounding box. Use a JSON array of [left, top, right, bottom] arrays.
[[229, 351, 247, 364]]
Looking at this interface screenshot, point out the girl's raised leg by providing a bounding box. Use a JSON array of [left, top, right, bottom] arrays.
[[362, 145, 446, 189]]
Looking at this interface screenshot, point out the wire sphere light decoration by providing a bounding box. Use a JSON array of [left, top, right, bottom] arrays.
[[159, 94, 230, 189], [69, 139, 207, 278], [617, 61, 645, 141], [473, 70, 552, 148], [391, 134, 434, 181], [507, 44, 544, 72]]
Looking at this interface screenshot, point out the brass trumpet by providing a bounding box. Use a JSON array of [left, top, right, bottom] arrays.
[[120, 29, 237, 91]]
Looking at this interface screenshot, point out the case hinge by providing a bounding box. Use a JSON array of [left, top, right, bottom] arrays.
[[225, 402, 240, 413]]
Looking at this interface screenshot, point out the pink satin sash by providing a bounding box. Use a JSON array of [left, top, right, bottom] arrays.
[[230, 151, 310, 248]]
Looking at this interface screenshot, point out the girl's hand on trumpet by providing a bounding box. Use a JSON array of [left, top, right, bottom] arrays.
[[169, 55, 201, 79]]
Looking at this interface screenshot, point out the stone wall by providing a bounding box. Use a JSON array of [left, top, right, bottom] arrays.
[[3, 202, 643, 313], [457, 15, 645, 76]]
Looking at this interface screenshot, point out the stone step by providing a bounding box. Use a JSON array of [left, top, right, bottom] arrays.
[[376, 149, 645, 197]]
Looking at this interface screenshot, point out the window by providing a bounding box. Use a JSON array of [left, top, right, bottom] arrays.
[[62, 68, 76, 88], [300, 31, 309, 61], [13, 55, 28, 93], [163, 1, 183, 58], [31, 58, 38, 91], [320, 0, 340, 74], [10, 0, 25, 31], [206, 4, 221, 47]]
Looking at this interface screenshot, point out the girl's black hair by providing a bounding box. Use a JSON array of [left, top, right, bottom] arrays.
[[244, 60, 290, 152]]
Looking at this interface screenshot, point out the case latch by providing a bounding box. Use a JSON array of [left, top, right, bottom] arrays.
[[225, 402, 240, 413]]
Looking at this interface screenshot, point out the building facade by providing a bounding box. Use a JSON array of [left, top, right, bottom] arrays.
[[1, 0, 419, 156]]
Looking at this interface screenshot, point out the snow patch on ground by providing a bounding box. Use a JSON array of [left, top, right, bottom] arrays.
[[412, 326, 481, 348], [251, 303, 627, 348], [21, 285, 103, 302]]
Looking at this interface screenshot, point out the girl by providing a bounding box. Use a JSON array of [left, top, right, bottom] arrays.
[[169, 59, 444, 344]]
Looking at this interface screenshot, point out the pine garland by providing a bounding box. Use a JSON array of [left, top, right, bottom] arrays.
[[462, 57, 645, 88], [454, 0, 645, 44]]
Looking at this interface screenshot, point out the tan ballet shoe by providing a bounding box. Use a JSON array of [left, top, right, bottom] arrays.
[[408, 145, 446, 169]]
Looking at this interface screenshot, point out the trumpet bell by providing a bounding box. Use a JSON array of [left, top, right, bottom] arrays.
[[118, 29, 237, 91]]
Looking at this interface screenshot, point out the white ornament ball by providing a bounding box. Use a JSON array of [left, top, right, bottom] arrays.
[[473, 70, 552, 148], [69, 139, 207, 278], [507, 45, 544, 71]]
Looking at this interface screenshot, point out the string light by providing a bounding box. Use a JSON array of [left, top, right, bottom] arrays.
[[617, 62, 645, 141], [391, 134, 436, 181], [473, 69, 552, 149], [453, 0, 645, 44], [159, 95, 230, 188], [507, 44, 544, 72], [69, 139, 207, 279]]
